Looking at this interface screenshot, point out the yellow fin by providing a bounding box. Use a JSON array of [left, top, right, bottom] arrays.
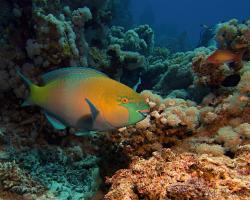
[[17, 70, 39, 106]]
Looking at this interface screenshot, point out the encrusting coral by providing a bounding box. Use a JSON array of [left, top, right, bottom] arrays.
[[104, 149, 250, 200]]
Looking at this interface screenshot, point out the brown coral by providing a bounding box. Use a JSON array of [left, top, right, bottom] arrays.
[[105, 149, 250, 200]]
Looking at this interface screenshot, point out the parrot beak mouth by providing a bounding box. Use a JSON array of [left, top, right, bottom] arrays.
[[138, 109, 150, 117]]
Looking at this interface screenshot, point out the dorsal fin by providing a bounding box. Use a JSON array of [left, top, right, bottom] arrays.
[[41, 67, 108, 83]]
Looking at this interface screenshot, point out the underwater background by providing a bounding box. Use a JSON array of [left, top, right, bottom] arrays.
[[131, 0, 250, 49], [0, 0, 249, 199]]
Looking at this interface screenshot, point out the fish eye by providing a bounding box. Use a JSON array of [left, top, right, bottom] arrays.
[[121, 97, 129, 104]]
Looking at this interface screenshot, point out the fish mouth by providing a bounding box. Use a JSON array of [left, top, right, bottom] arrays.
[[137, 109, 150, 117]]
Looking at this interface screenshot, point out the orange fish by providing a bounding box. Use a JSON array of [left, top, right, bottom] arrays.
[[18, 67, 149, 132], [207, 50, 244, 65]]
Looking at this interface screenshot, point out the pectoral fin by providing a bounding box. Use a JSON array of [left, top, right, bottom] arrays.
[[44, 112, 66, 130], [85, 98, 99, 120]]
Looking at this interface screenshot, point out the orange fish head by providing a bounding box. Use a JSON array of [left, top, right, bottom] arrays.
[[101, 89, 150, 128]]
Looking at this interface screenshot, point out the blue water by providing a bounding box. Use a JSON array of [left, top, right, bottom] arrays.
[[130, 0, 250, 49]]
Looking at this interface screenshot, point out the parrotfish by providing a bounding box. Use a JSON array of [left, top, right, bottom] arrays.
[[207, 49, 244, 65], [18, 67, 149, 131]]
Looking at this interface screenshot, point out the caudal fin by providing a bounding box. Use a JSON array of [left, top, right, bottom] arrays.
[[16, 70, 37, 106]]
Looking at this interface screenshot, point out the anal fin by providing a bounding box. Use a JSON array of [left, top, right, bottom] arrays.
[[44, 112, 66, 130], [74, 131, 97, 137]]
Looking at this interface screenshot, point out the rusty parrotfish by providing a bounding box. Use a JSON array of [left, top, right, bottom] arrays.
[[18, 67, 149, 131]]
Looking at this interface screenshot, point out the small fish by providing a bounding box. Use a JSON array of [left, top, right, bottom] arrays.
[[207, 49, 244, 65], [18, 67, 149, 132]]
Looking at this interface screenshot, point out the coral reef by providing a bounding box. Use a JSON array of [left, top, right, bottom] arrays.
[[0, 1, 118, 199], [0, 100, 102, 199], [152, 47, 213, 95], [216, 19, 250, 52], [0, 1, 250, 198], [193, 19, 250, 88], [105, 149, 250, 200], [11, 146, 101, 200], [102, 55, 250, 199], [99, 92, 200, 159]]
